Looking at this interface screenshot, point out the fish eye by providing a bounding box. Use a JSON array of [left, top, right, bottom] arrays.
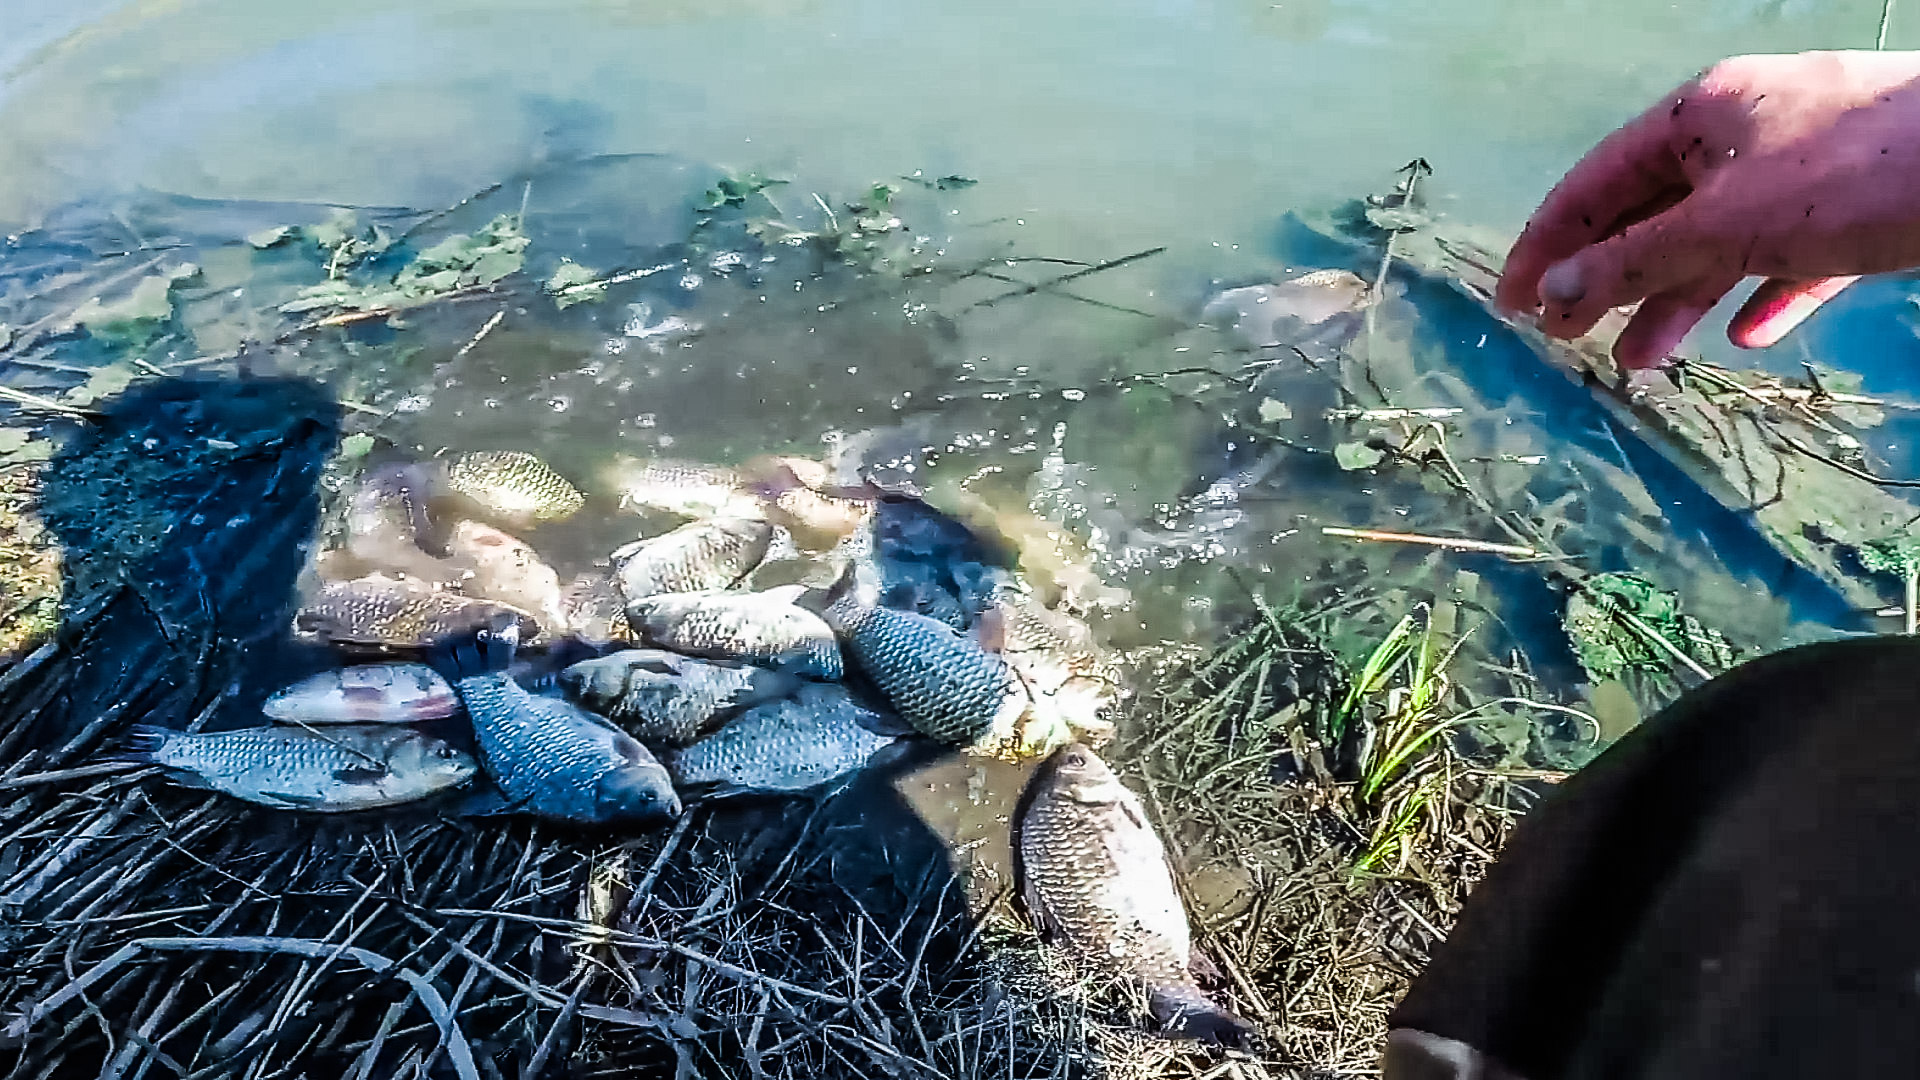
[[1064, 752, 1086, 768]]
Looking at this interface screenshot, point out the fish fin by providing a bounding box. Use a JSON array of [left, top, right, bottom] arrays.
[[1148, 986, 1256, 1049], [448, 786, 526, 818], [114, 724, 173, 763], [254, 789, 337, 811], [970, 606, 1008, 652], [332, 764, 391, 785], [847, 705, 917, 739], [426, 614, 519, 681], [760, 583, 809, 605], [1188, 944, 1224, 985]]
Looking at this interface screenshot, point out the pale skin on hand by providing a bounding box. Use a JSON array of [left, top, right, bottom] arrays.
[[1498, 50, 1920, 369]]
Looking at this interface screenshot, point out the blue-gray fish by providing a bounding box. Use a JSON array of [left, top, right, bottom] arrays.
[[560, 649, 795, 747], [626, 587, 843, 679], [825, 581, 1036, 752], [433, 623, 681, 826], [665, 683, 898, 794], [438, 450, 585, 523], [126, 724, 476, 811], [1014, 743, 1252, 1045], [263, 662, 460, 724], [612, 516, 773, 600]]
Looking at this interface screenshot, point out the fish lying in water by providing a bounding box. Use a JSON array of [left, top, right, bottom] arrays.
[[990, 589, 1118, 743], [263, 662, 460, 724], [741, 455, 877, 549], [437, 450, 585, 523], [626, 587, 843, 679], [295, 574, 541, 648], [598, 455, 764, 519], [612, 516, 773, 600], [433, 620, 680, 826], [824, 561, 1060, 759], [445, 520, 568, 631], [867, 494, 1016, 629], [1201, 268, 1371, 356], [342, 463, 456, 584], [125, 724, 477, 811], [1014, 743, 1251, 1045], [560, 570, 631, 643], [560, 649, 795, 746], [665, 683, 898, 794]]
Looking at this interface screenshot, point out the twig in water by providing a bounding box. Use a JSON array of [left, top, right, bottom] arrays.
[[455, 309, 506, 359], [1880, 0, 1897, 48], [1321, 526, 1539, 559], [1325, 406, 1463, 422], [0, 384, 100, 419], [961, 246, 1167, 311]]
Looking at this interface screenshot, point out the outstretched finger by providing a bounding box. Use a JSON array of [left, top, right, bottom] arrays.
[[1611, 274, 1742, 370], [1497, 85, 1698, 314], [1726, 276, 1859, 349], [1534, 203, 1725, 340]]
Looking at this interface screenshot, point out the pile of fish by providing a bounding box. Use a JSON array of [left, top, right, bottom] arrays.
[[120, 448, 1245, 1041], [128, 448, 1117, 817]]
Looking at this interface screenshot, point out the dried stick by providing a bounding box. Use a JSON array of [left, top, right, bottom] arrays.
[[6, 937, 482, 1080]]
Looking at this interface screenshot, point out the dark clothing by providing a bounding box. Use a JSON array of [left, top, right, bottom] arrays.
[[1388, 636, 1920, 1079]]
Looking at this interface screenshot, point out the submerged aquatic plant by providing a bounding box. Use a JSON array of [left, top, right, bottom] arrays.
[[1857, 533, 1920, 634]]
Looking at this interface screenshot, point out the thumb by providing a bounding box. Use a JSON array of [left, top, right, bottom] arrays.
[[1726, 276, 1859, 349], [1536, 205, 1724, 340]]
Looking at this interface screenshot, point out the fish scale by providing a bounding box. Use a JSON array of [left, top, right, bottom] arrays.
[[612, 516, 773, 600], [666, 684, 897, 793], [452, 668, 677, 824], [1014, 744, 1250, 1044], [441, 450, 585, 522], [561, 649, 793, 746], [295, 576, 541, 647], [824, 591, 1027, 745], [627, 589, 843, 679]]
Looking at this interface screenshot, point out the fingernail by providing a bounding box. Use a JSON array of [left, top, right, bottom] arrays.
[[1540, 260, 1586, 307]]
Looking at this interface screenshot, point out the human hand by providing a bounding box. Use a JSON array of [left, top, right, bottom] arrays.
[[1498, 50, 1920, 369]]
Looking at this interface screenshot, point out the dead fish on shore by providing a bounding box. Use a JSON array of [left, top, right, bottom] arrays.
[[612, 516, 773, 600], [665, 683, 898, 795], [598, 454, 763, 519], [626, 587, 843, 679], [445, 520, 568, 631], [263, 662, 460, 724], [869, 494, 1017, 629], [990, 589, 1118, 743], [1014, 743, 1252, 1045], [342, 462, 457, 584], [561, 570, 631, 643], [437, 450, 585, 523], [560, 649, 796, 747], [824, 562, 1059, 759], [1201, 268, 1371, 355], [124, 724, 477, 812], [432, 621, 680, 826], [295, 574, 541, 648]]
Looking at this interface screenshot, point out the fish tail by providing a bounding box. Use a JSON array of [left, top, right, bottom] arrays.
[[115, 724, 173, 764], [1150, 984, 1255, 1048], [427, 613, 520, 682]]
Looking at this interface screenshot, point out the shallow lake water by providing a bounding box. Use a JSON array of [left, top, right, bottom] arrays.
[[4, 1, 1920, 1074]]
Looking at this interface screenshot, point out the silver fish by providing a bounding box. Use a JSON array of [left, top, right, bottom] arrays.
[[666, 683, 897, 794], [560, 649, 795, 747], [263, 663, 460, 724], [598, 455, 764, 519], [824, 567, 1048, 757], [740, 455, 876, 549], [126, 724, 476, 812], [612, 516, 773, 600], [626, 587, 843, 679], [1201, 269, 1370, 355], [438, 450, 585, 523], [1014, 743, 1251, 1045], [445, 520, 568, 631], [560, 571, 631, 644], [295, 574, 541, 648], [437, 623, 680, 825]]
